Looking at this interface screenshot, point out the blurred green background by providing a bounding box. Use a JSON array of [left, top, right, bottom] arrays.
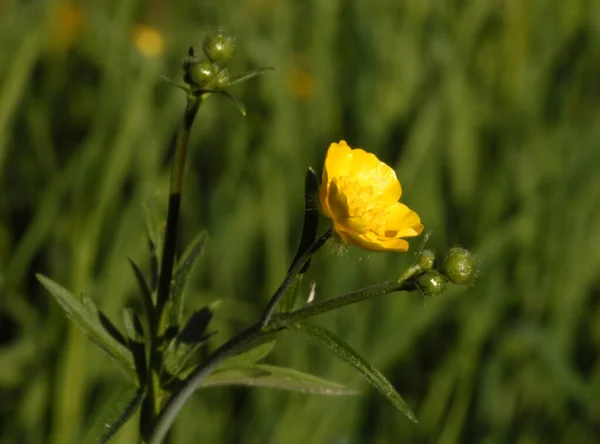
[[1, 0, 600, 443]]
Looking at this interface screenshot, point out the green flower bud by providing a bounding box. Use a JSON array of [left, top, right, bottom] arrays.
[[416, 270, 447, 298], [416, 249, 436, 271], [211, 68, 230, 89], [441, 247, 477, 286], [187, 60, 216, 86], [203, 29, 236, 63]]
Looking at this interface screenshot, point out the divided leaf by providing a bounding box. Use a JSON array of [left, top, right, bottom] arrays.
[[36, 274, 137, 382], [200, 364, 358, 396], [291, 322, 417, 423]]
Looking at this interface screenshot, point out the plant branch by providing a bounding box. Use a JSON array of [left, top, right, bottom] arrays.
[[140, 93, 202, 441], [260, 228, 333, 328], [148, 273, 419, 444], [156, 95, 202, 316]]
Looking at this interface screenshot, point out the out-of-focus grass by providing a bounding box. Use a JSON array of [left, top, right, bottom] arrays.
[[1, 1, 599, 443]]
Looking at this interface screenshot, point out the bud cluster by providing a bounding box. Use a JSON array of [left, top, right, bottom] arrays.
[[412, 246, 478, 298], [183, 28, 237, 89]]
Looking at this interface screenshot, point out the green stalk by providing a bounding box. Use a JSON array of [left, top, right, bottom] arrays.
[[260, 228, 333, 328], [148, 264, 423, 444], [140, 93, 202, 441]]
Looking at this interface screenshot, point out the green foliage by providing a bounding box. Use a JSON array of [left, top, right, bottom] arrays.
[[218, 341, 276, 369], [200, 364, 358, 396], [36, 275, 137, 383], [2, 1, 600, 443], [170, 231, 208, 326], [83, 385, 145, 444], [291, 322, 417, 423]]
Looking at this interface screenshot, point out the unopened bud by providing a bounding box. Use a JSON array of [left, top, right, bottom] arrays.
[[416, 250, 436, 271], [416, 270, 447, 298], [211, 68, 230, 89], [441, 247, 477, 286], [188, 60, 216, 86], [203, 29, 236, 63]]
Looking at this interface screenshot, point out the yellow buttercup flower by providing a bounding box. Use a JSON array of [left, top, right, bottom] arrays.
[[319, 141, 423, 252]]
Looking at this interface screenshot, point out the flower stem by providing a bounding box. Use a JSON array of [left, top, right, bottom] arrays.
[[148, 273, 417, 443], [156, 94, 202, 316], [140, 93, 201, 441], [260, 228, 333, 328]]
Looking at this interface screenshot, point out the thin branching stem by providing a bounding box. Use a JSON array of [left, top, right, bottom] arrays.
[[148, 269, 422, 444], [260, 228, 333, 328]]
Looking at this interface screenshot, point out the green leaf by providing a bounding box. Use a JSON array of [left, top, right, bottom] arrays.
[[177, 306, 213, 345], [97, 311, 127, 348], [289, 167, 319, 274], [291, 322, 417, 423], [218, 341, 276, 369], [227, 67, 274, 86], [163, 307, 215, 379], [83, 385, 145, 444], [143, 198, 165, 290], [200, 364, 358, 396], [170, 231, 207, 326], [127, 258, 155, 326], [36, 274, 137, 382], [280, 274, 303, 314], [122, 308, 144, 342]]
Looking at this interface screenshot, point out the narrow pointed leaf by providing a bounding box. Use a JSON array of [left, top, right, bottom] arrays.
[[227, 67, 274, 86], [127, 258, 155, 325], [122, 308, 144, 342], [98, 311, 127, 348], [170, 231, 208, 326], [163, 307, 215, 378], [143, 199, 164, 280], [200, 364, 358, 396], [36, 274, 136, 382], [280, 275, 303, 314], [177, 307, 213, 344], [289, 167, 319, 274], [83, 385, 145, 444], [148, 237, 159, 291], [291, 322, 417, 423]]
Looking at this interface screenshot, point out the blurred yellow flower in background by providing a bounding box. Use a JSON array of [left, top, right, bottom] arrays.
[[49, 2, 85, 52], [133, 25, 164, 57], [319, 141, 423, 252]]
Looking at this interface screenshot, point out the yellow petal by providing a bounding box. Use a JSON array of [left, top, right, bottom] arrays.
[[327, 179, 350, 221], [348, 149, 402, 203], [318, 182, 333, 218], [323, 141, 353, 181], [320, 141, 353, 220], [367, 202, 423, 238], [337, 228, 410, 252], [334, 216, 369, 236]]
